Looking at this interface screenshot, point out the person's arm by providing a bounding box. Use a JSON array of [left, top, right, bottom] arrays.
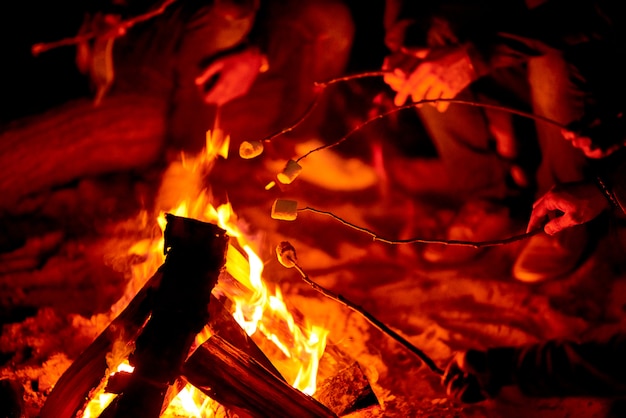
[[178, 0, 267, 106], [444, 334, 626, 403]]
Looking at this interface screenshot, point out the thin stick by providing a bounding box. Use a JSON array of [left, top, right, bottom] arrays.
[[314, 71, 390, 87], [256, 71, 390, 144], [31, 0, 178, 56], [241, 69, 566, 158], [299, 206, 542, 247], [296, 99, 566, 163], [257, 91, 324, 143], [284, 253, 444, 376]]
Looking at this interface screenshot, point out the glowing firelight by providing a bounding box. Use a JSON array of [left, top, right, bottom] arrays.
[[81, 128, 328, 416]]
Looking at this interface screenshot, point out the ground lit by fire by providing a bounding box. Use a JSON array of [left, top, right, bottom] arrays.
[[4, 103, 626, 417]]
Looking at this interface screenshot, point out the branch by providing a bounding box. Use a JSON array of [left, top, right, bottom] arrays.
[[295, 98, 566, 163], [31, 0, 178, 56], [244, 69, 565, 161], [299, 206, 541, 247], [275, 242, 444, 376], [255, 71, 390, 144]]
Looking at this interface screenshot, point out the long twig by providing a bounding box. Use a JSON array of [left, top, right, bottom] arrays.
[[299, 206, 541, 247], [256, 91, 324, 144], [31, 0, 178, 56], [314, 70, 390, 87], [242, 69, 566, 160], [276, 242, 444, 376], [255, 71, 390, 144], [296, 98, 566, 163]]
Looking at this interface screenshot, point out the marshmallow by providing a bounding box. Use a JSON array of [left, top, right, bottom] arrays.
[[277, 159, 302, 184], [276, 241, 297, 268], [239, 140, 264, 159], [271, 199, 298, 221]]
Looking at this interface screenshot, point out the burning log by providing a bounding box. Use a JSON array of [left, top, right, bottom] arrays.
[[39, 281, 283, 418], [41, 215, 376, 417], [39, 215, 233, 418], [98, 293, 287, 418], [183, 334, 336, 418], [103, 214, 229, 418], [216, 273, 381, 415], [39, 270, 161, 418], [207, 296, 284, 379]]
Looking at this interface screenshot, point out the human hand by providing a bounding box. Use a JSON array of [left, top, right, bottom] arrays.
[[527, 181, 610, 235], [382, 49, 428, 93], [195, 46, 267, 106], [442, 350, 501, 404], [383, 45, 476, 112]]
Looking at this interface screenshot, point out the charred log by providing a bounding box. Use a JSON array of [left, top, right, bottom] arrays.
[[183, 334, 336, 418], [38, 270, 161, 418], [105, 215, 229, 418]]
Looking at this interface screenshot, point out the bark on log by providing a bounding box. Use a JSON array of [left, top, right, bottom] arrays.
[[183, 334, 336, 418], [0, 93, 166, 210], [107, 215, 229, 418]]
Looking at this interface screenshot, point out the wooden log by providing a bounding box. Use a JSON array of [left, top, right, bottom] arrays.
[[102, 293, 285, 418], [183, 334, 336, 418], [216, 273, 380, 413], [38, 279, 283, 418], [207, 295, 284, 380], [0, 94, 166, 210], [314, 361, 378, 417], [39, 270, 162, 418], [106, 215, 229, 418]]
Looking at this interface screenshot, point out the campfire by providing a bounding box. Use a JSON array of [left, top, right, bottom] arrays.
[[4, 4, 626, 415], [1, 127, 387, 417]]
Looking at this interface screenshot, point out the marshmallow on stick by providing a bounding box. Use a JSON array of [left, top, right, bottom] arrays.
[[277, 159, 302, 184], [239, 140, 264, 159], [276, 241, 297, 268], [271, 199, 298, 221]]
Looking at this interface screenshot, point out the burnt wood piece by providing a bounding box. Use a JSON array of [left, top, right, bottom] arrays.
[[216, 273, 379, 413], [183, 334, 337, 418], [108, 215, 229, 418], [207, 295, 285, 380], [315, 362, 378, 416], [39, 270, 163, 418]]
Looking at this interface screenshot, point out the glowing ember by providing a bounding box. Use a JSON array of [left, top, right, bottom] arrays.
[[81, 128, 328, 416]]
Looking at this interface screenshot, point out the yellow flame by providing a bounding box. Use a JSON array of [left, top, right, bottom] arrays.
[[83, 126, 327, 417], [205, 128, 230, 160], [81, 362, 134, 418]]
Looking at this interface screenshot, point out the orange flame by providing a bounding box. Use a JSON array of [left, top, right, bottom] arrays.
[[82, 128, 327, 416]]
